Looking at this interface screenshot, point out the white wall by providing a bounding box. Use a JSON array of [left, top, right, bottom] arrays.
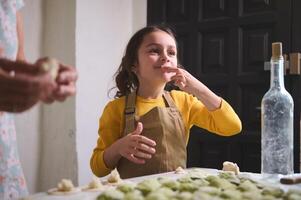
[[16, 0, 147, 194], [15, 0, 43, 194], [133, 0, 147, 32], [38, 0, 77, 191], [76, 0, 147, 186]]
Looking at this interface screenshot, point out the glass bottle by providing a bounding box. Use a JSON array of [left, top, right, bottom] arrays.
[[261, 42, 294, 175]]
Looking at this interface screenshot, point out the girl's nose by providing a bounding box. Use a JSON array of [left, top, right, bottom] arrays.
[[161, 53, 170, 62]]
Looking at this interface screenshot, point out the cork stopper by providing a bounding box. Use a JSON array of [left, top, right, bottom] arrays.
[[271, 42, 283, 60]]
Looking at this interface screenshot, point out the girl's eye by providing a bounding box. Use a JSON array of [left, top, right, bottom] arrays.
[[149, 48, 160, 54], [168, 51, 176, 56]]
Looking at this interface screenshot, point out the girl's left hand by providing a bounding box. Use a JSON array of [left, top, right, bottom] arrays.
[[161, 66, 199, 94], [161, 66, 222, 111]]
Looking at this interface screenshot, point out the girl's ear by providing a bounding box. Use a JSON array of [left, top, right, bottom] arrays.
[[132, 61, 139, 73], [131, 65, 138, 74]]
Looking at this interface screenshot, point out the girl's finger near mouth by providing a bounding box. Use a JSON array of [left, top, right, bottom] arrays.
[[160, 66, 178, 73]]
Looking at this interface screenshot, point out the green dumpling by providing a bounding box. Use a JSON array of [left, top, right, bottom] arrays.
[[97, 189, 124, 200], [196, 186, 221, 196], [219, 189, 242, 200], [172, 192, 193, 200], [145, 192, 169, 200], [156, 187, 175, 197], [192, 178, 209, 187], [218, 171, 240, 185], [193, 191, 224, 200], [218, 171, 236, 179], [124, 190, 144, 200], [241, 191, 262, 200], [179, 182, 199, 193], [205, 175, 236, 190], [286, 193, 301, 200], [261, 186, 284, 198], [116, 182, 136, 193], [260, 195, 282, 200], [188, 168, 210, 179], [177, 176, 193, 183], [192, 192, 212, 200], [286, 189, 301, 197], [136, 179, 161, 196], [158, 177, 180, 190], [237, 180, 259, 192]]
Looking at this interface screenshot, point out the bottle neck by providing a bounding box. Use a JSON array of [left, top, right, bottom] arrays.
[[270, 58, 285, 89]]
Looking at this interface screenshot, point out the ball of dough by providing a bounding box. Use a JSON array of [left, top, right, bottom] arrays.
[[57, 179, 74, 192], [222, 161, 240, 175], [175, 166, 186, 174], [107, 168, 122, 184], [40, 58, 59, 80], [88, 177, 103, 189]]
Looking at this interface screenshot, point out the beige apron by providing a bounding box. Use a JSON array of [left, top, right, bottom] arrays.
[[117, 91, 187, 178]]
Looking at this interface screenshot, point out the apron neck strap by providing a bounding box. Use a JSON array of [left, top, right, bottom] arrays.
[[124, 91, 136, 115], [124, 90, 177, 135], [124, 90, 136, 134], [163, 91, 177, 108]]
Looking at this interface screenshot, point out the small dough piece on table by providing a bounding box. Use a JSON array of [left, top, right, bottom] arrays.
[[107, 168, 122, 185], [82, 176, 104, 192], [175, 166, 186, 174], [40, 58, 59, 80], [48, 179, 81, 195], [222, 161, 240, 175]]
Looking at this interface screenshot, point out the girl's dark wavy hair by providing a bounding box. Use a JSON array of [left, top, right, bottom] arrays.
[[111, 25, 178, 98]]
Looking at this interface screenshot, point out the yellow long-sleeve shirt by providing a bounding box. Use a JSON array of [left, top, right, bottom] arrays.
[[90, 90, 242, 177]]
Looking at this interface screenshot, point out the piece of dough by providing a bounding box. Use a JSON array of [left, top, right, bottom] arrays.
[[222, 161, 240, 175], [40, 58, 59, 80], [48, 179, 80, 195], [175, 166, 186, 174], [107, 168, 122, 185], [82, 177, 104, 192]]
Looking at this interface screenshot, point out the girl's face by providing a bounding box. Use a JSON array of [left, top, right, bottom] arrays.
[[135, 30, 178, 85]]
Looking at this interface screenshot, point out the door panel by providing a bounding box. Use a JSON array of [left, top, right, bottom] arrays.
[[148, 0, 300, 173]]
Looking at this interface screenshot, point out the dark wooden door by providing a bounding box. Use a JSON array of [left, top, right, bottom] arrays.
[[148, 0, 300, 173], [291, 0, 301, 171]]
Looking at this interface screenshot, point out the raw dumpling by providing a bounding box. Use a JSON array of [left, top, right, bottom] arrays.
[[136, 179, 161, 196], [97, 189, 124, 200], [57, 179, 74, 192], [175, 166, 186, 174], [117, 182, 136, 193], [89, 177, 103, 189], [82, 176, 103, 192], [222, 161, 240, 175], [48, 179, 80, 195], [107, 168, 122, 184]]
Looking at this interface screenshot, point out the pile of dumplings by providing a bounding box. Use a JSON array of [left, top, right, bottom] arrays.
[[97, 170, 301, 200]]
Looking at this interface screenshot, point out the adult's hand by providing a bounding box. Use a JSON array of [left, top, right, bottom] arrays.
[[36, 58, 78, 103], [54, 64, 77, 101], [0, 58, 56, 112]]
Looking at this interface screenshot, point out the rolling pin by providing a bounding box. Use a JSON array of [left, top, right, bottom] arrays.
[[280, 175, 301, 184]]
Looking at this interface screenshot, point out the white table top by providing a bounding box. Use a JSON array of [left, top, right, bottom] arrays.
[[24, 168, 301, 200]]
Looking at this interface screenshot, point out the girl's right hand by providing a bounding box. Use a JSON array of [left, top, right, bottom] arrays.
[[117, 122, 156, 164]]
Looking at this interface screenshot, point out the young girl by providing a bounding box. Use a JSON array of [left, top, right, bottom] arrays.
[[90, 25, 242, 179]]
